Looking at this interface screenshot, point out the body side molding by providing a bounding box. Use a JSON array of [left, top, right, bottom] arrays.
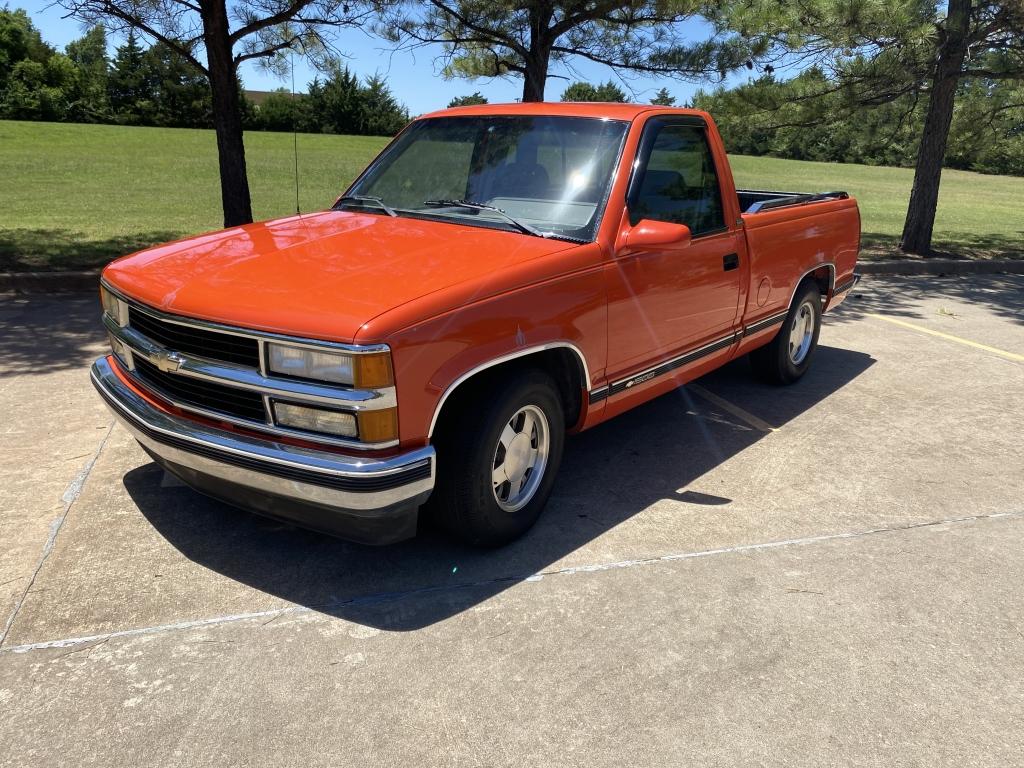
[[607, 332, 740, 397]]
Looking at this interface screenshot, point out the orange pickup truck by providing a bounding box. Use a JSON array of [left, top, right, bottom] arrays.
[[92, 103, 860, 546]]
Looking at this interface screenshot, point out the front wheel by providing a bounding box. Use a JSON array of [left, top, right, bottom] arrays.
[[430, 371, 565, 547], [749, 281, 822, 385]]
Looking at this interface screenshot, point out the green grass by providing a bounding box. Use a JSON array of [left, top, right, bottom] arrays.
[[0, 120, 389, 271], [1, 119, 1021, 271]]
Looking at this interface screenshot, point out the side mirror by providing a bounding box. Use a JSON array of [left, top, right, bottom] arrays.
[[623, 219, 692, 252]]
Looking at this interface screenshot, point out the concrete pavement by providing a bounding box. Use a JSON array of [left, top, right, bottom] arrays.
[[1, 275, 1022, 766]]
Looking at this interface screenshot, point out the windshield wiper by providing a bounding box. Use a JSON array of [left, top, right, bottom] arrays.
[[334, 195, 397, 217], [422, 199, 546, 238]]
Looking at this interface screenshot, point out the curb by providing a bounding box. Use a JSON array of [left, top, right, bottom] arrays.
[[0, 270, 101, 294], [2, 258, 1022, 295], [857, 258, 1024, 276]]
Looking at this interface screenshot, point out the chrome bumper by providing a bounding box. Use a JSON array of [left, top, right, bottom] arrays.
[[91, 356, 435, 544]]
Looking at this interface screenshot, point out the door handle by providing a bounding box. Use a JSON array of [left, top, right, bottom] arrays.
[[723, 253, 739, 271]]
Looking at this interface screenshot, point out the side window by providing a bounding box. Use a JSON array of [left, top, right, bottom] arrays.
[[630, 123, 725, 235]]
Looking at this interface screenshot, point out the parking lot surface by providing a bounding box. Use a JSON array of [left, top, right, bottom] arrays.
[[2, 275, 1022, 766]]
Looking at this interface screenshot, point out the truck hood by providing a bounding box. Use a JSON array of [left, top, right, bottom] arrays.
[[103, 210, 579, 342]]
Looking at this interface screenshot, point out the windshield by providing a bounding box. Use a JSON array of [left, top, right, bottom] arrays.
[[344, 115, 629, 241]]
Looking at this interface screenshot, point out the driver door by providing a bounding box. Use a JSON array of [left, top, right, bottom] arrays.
[[606, 117, 744, 382]]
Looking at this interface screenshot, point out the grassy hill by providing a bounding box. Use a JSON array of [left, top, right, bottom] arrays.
[[1, 119, 1020, 271]]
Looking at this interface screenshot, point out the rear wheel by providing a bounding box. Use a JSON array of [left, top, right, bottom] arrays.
[[749, 280, 822, 385], [430, 371, 565, 547]]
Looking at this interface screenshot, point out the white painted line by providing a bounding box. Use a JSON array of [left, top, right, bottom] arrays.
[[867, 313, 1024, 363], [688, 383, 776, 432], [3, 509, 1021, 655], [0, 422, 115, 648], [2, 605, 307, 653]]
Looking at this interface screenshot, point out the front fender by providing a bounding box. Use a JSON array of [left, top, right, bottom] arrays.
[[379, 267, 608, 446]]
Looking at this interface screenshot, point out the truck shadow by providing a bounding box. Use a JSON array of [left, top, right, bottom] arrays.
[[125, 343, 875, 631], [0, 294, 107, 379]]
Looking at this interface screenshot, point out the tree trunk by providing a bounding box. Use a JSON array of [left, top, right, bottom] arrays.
[[520, 7, 552, 102], [521, 53, 549, 102], [201, 0, 253, 227], [899, 0, 972, 255]]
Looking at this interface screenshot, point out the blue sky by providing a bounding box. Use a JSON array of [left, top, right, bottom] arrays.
[[21, 0, 754, 114]]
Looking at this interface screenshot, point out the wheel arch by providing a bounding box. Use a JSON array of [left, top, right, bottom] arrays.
[[428, 343, 591, 439], [789, 262, 835, 309]]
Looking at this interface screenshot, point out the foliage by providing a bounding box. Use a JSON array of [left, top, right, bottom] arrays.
[[694, 63, 1024, 176], [248, 65, 408, 136], [382, 0, 764, 101], [252, 89, 309, 132], [650, 87, 676, 106], [0, 9, 79, 120], [0, 10, 408, 138], [64, 25, 108, 121], [560, 80, 627, 102], [448, 92, 488, 107], [106, 31, 147, 122], [0, 8, 53, 88], [359, 73, 408, 135]]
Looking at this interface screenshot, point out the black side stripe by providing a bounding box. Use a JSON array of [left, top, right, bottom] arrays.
[[742, 310, 788, 337], [588, 387, 609, 404], [607, 333, 739, 397]]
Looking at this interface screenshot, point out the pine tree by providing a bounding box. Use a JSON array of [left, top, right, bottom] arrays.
[[448, 92, 488, 107], [107, 32, 152, 124], [650, 87, 675, 106], [561, 80, 627, 102], [361, 73, 408, 136], [144, 42, 212, 128]]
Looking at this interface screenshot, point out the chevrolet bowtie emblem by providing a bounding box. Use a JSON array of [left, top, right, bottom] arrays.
[[153, 350, 186, 373]]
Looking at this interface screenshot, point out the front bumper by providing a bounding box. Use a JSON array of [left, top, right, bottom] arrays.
[[91, 356, 435, 545]]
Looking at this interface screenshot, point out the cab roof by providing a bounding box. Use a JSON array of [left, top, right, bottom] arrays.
[[418, 101, 708, 122]]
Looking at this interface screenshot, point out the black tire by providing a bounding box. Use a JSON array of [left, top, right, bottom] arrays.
[[749, 280, 822, 385], [429, 370, 566, 547]]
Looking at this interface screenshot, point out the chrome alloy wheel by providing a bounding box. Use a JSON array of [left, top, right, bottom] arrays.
[[491, 405, 550, 513], [788, 300, 816, 365]]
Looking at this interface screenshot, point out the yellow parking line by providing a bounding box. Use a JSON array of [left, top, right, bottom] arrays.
[[688, 383, 776, 432], [866, 314, 1024, 363]]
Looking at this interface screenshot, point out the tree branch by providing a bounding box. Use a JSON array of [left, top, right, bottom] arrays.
[[60, 0, 208, 74], [229, 0, 315, 43]]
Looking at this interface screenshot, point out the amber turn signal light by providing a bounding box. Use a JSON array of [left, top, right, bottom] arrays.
[[353, 353, 394, 389], [357, 407, 398, 443]]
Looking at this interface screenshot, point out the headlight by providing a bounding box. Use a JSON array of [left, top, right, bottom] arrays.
[[99, 284, 128, 326], [272, 401, 358, 437], [266, 343, 393, 388]]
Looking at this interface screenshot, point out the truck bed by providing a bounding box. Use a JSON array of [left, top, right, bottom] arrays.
[[738, 189, 850, 214]]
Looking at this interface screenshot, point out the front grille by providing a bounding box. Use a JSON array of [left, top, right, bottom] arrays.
[[132, 357, 267, 422], [129, 308, 260, 368]]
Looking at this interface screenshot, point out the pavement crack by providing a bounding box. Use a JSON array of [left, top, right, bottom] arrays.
[[0, 421, 115, 649], [2, 507, 1022, 655]]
